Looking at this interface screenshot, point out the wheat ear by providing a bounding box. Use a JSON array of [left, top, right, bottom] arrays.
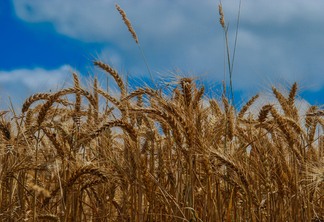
[[238, 94, 259, 119], [94, 61, 126, 96], [73, 72, 81, 113], [115, 4, 138, 44], [218, 3, 225, 29], [22, 93, 51, 113]]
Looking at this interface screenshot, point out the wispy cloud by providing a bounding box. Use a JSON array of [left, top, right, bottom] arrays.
[[0, 65, 72, 109]]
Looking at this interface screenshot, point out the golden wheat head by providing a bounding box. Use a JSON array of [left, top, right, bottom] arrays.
[[115, 4, 139, 44]]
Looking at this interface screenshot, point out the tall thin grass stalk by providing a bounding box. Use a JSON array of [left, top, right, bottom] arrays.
[[218, 0, 242, 106]]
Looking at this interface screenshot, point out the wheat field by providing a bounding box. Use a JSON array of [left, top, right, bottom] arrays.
[[0, 68, 323, 221], [1, 3, 324, 222]]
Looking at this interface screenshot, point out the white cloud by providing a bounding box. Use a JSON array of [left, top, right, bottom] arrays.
[[0, 66, 72, 109], [11, 0, 324, 92], [0, 65, 127, 111]]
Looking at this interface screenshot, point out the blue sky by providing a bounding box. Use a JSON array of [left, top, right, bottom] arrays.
[[1, 0, 324, 110]]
